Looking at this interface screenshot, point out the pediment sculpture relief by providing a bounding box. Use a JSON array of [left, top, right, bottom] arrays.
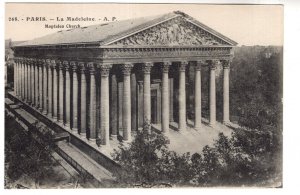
[[110, 17, 226, 46]]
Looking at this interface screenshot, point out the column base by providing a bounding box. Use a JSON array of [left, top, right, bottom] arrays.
[[122, 138, 132, 143], [53, 116, 57, 121], [89, 138, 97, 144], [80, 132, 87, 138], [194, 125, 202, 131], [72, 128, 78, 133], [223, 120, 230, 126], [42, 111, 47, 115], [48, 113, 52, 118], [111, 134, 118, 140], [209, 122, 216, 127]]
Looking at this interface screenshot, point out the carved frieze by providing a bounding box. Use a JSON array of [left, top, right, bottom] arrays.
[[103, 47, 231, 60], [110, 17, 226, 47]]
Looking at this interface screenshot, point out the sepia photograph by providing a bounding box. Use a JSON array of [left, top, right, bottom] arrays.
[[4, 2, 283, 189]]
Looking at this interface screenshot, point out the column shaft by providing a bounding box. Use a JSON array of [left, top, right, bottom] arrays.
[[24, 62, 28, 101], [89, 65, 97, 141], [34, 62, 38, 107], [143, 62, 153, 125], [31, 61, 35, 106], [43, 63, 47, 114], [111, 74, 118, 136], [194, 61, 202, 129], [100, 64, 111, 145], [122, 63, 133, 141], [14, 61, 16, 94], [39, 62, 43, 111], [209, 61, 217, 126], [223, 61, 230, 124], [58, 65, 64, 123], [48, 61, 52, 117], [72, 63, 78, 131], [65, 62, 71, 127], [178, 61, 187, 131], [162, 62, 170, 134], [80, 64, 87, 136], [52, 61, 58, 120], [28, 62, 32, 103]]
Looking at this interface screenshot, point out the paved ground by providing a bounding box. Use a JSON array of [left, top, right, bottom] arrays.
[[153, 119, 233, 154]]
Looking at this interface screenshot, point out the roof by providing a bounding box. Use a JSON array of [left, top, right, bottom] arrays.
[[15, 11, 237, 47]]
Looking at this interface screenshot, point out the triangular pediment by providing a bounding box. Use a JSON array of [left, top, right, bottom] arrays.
[[104, 16, 233, 47]]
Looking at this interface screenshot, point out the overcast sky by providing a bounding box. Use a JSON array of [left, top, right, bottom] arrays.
[[5, 3, 283, 46]]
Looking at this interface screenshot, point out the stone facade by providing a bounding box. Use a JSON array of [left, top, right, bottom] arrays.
[[12, 11, 236, 146]]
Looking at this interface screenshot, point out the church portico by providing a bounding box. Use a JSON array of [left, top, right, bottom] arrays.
[[12, 11, 237, 150]]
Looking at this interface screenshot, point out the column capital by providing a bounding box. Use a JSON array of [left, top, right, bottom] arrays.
[[162, 61, 171, 73], [37, 59, 45, 67], [70, 61, 78, 72], [63, 60, 71, 70], [78, 62, 86, 73], [142, 62, 153, 74], [179, 61, 188, 72], [98, 63, 112, 77], [210, 59, 219, 70], [46, 59, 52, 66], [50, 59, 58, 69], [122, 63, 134, 75], [195, 60, 206, 71], [87, 62, 96, 74], [57, 60, 64, 70], [222, 59, 231, 69]]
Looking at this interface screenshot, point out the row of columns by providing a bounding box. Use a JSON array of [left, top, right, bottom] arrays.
[[13, 57, 231, 146]]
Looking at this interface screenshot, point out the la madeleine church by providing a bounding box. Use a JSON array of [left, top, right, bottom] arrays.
[[12, 11, 237, 148]]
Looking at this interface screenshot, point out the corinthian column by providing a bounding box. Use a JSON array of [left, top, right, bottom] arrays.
[[24, 59, 28, 102], [209, 60, 217, 126], [35, 60, 39, 108], [223, 60, 231, 124], [28, 59, 31, 103], [47, 60, 52, 117], [64, 61, 71, 128], [14, 59, 17, 95], [58, 62, 64, 123], [161, 61, 171, 134], [13, 59, 16, 95], [122, 63, 133, 141], [142, 62, 153, 126], [71, 61, 78, 132], [43, 60, 48, 115], [79, 62, 87, 137], [52, 60, 59, 121], [178, 61, 188, 132], [88, 62, 97, 141], [38, 60, 43, 112], [30, 59, 35, 106], [99, 63, 112, 145], [194, 60, 204, 130]]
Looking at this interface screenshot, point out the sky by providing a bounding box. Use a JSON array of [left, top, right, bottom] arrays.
[[5, 3, 283, 46]]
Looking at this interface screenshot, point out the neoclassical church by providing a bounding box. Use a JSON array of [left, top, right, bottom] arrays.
[[12, 11, 237, 146]]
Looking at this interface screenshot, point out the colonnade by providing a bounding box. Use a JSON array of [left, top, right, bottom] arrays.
[[13, 57, 231, 146]]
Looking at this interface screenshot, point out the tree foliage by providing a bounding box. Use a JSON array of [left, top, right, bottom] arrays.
[[5, 112, 57, 188], [113, 46, 282, 187]]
